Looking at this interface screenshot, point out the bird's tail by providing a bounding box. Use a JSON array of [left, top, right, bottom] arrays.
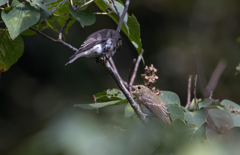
[[65, 52, 86, 66]]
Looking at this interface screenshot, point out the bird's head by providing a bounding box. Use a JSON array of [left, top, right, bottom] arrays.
[[130, 85, 152, 96]]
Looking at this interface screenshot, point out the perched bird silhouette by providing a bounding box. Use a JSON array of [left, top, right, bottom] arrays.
[[130, 85, 171, 126], [65, 29, 122, 66]]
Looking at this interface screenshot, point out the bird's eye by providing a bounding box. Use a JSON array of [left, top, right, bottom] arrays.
[[138, 86, 141, 89]]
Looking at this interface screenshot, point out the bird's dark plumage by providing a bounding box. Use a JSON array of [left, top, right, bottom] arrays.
[[65, 29, 122, 66]]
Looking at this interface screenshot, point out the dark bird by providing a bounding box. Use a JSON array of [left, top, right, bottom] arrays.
[[130, 85, 171, 126], [65, 29, 122, 66]]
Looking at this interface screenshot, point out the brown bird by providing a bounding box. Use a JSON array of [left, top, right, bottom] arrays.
[[130, 85, 171, 126]]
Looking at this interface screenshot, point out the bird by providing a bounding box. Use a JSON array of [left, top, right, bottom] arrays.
[[130, 85, 171, 126], [65, 29, 122, 66]]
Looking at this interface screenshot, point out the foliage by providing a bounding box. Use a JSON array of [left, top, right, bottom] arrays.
[[0, 0, 142, 72], [74, 87, 240, 154]]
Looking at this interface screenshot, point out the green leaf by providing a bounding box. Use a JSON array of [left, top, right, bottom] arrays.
[[42, 0, 58, 3], [1, 0, 40, 40], [184, 108, 208, 127], [0, 0, 8, 6], [173, 120, 207, 143], [198, 98, 220, 109], [208, 108, 234, 129], [46, 0, 68, 13], [75, 89, 127, 109], [69, 6, 96, 27], [125, 103, 135, 117], [74, 99, 128, 109], [20, 29, 36, 36], [158, 91, 181, 105], [0, 29, 24, 72], [166, 104, 185, 121], [221, 100, 240, 127]]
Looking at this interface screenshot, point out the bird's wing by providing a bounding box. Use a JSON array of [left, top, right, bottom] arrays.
[[141, 93, 171, 118]]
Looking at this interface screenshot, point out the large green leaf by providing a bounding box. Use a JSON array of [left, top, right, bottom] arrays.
[[74, 99, 128, 109], [158, 91, 181, 105], [94, 0, 142, 56], [208, 108, 234, 129], [69, 6, 95, 27], [221, 100, 240, 127], [184, 108, 208, 127], [1, 0, 40, 40], [75, 89, 128, 109], [0, 29, 24, 72], [173, 120, 207, 143], [166, 104, 185, 121], [0, 0, 8, 6]]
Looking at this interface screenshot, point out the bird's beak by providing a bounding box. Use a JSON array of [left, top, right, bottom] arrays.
[[129, 85, 136, 94]]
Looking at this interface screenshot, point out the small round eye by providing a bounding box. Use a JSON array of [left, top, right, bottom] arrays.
[[138, 86, 141, 89]]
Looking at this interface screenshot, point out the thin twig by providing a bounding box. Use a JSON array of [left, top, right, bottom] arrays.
[[185, 75, 192, 109], [128, 49, 144, 91], [59, 14, 72, 40], [127, 58, 136, 89], [79, 0, 94, 9], [194, 75, 198, 110], [103, 60, 147, 123], [111, 0, 121, 18], [204, 60, 226, 98], [70, 0, 74, 9], [116, 0, 130, 32], [7, 1, 9, 7], [29, 27, 78, 52]]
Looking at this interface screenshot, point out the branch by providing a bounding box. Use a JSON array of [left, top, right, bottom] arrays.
[[111, 0, 121, 18], [204, 60, 226, 98], [29, 27, 78, 52], [185, 75, 192, 109], [103, 60, 147, 123], [116, 0, 130, 32], [194, 75, 198, 110], [58, 14, 72, 40], [128, 49, 143, 91], [128, 58, 136, 89]]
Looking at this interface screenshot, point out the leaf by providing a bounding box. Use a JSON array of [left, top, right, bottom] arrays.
[[166, 104, 185, 121], [69, 6, 96, 27], [173, 120, 207, 143], [1, 0, 40, 40], [75, 89, 127, 109], [45, 0, 68, 13], [0, 0, 8, 6], [0, 29, 24, 72], [237, 37, 240, 43], [20, 29, 36, 36], [184, 108, 208, 127], [74, 99, 128, 109], [221, 100, 240, 127], [158, 91, 181, 105], [208, 109, 234, 129], [125, 103, 135, 117], [198, 98, 220, 109], [94, 0, 142, 57]]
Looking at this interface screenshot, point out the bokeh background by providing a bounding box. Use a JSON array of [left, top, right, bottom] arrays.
[[1, 0, 240, 154]]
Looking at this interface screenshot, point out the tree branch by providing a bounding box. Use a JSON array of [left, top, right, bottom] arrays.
[[185, 75, 192, 109], [29, 27, 78, 52], [116, 0, 130, 32], [204, 60, 226, 98], [58, 14, 72, 40], [111, 0, 121, 18], [103, 60, 147, 123], [194, 75, 198, 110], [128, 49, 144, 91]]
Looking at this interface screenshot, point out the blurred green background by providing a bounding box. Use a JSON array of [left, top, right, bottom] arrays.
[[1, 0, 240, 154]]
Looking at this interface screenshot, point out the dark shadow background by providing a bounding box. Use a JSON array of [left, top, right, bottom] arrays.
[[1, 0, 240, 154]]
